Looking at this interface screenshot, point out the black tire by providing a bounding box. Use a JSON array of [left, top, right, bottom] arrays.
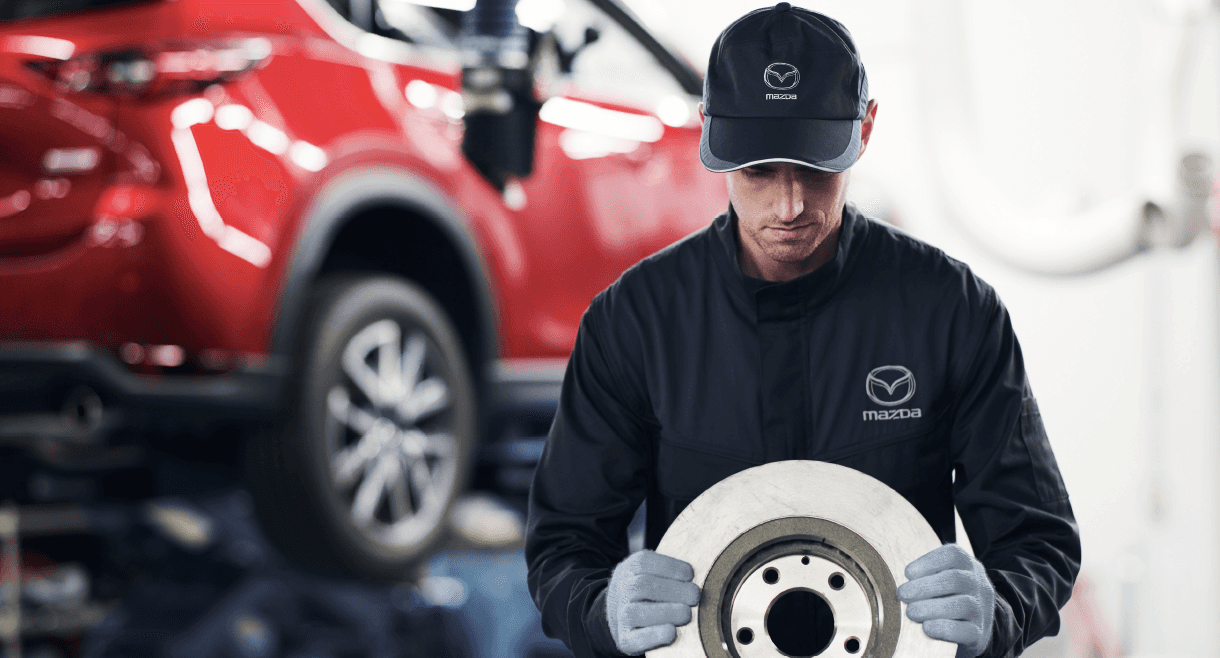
[[246, 273, 477, 580]]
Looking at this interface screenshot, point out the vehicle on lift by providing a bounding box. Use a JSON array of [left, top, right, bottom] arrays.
[[0, 0, 727, 580]]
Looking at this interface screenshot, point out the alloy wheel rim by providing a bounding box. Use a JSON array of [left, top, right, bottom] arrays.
[[324, 318, 459, 549]]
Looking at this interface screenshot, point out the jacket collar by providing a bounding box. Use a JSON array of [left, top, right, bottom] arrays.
[[712, 202, 865, 319]]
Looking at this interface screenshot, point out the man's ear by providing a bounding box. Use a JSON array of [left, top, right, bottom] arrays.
[[697, 102, 705, 123], [858, 99, 878, 158]]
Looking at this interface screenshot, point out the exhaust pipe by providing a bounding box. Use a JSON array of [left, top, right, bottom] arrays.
[[60, 385, 103, 436]]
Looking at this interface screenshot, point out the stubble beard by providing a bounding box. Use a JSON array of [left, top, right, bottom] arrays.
[[760, 221, 827, 263], [749, 212, 834, 266]]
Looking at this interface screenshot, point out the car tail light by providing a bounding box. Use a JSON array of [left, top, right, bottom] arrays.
[[25, 37, 272, 97], [116, 343, 266, 375]]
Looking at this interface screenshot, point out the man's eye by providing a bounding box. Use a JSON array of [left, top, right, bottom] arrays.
[[743, 168, 770, 177]]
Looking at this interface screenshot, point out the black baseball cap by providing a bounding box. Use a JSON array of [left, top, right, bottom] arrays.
[[699, 2, 869, 173]]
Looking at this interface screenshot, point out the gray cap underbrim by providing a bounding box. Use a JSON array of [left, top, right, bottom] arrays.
[[699, 115, 862, 173]]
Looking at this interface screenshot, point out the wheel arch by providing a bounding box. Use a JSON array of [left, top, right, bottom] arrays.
[[271, 167, 500, 404]]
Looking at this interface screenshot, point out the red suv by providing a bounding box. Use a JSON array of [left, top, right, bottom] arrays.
[[0, 0, 727, 578]]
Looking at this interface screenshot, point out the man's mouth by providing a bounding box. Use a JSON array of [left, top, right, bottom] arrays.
[[768, 223, 813, 233]]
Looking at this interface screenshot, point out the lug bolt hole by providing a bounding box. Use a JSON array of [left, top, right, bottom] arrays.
[[829, 573, 845, 590], [737, 628, 754, 645], [763, 568, 779, 584], [845, 637, 860, 653]]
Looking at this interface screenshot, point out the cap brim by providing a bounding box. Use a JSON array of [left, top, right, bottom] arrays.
[[699, 115, 861, 173]]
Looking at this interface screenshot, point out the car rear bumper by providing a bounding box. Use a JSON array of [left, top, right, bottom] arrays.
[[0, 341, 287, 442]]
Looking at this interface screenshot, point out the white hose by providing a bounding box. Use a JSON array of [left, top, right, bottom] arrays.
[[913, 0, 1213, 276]]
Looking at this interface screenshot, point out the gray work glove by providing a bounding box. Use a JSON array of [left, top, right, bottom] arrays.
[[896, 543, 995, 658], [604, 549, 701, 656]]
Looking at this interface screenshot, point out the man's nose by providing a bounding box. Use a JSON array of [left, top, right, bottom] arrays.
[[774, 171, 804, 221]]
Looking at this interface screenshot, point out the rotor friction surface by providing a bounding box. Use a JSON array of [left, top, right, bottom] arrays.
[[648, 460, 955, 658]]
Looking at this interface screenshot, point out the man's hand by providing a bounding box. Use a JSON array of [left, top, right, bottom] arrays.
[[896, 543, 995, 658], [605, 549, 701, 656]]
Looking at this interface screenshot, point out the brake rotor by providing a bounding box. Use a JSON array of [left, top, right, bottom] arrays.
[[648, 460, 954, 658]]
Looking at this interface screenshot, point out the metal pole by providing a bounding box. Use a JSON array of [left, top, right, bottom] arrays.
[[0, 502, 20, 658]]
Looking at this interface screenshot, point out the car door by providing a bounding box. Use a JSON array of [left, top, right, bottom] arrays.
[[356, 0, 728, 360], [510, 0, 728, 356]]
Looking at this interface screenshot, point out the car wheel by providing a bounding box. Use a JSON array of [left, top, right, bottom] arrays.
[[247, 273, 477, 580]]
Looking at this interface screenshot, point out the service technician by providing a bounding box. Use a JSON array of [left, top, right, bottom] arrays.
[[525, 4, 1081, 657]]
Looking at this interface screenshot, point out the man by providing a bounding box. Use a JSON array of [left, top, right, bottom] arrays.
[[526, 4, 1080, 658]]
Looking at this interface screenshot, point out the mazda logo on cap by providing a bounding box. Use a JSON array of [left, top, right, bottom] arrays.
[[866, 366, 916, 407], [763, 62, 800, 90]]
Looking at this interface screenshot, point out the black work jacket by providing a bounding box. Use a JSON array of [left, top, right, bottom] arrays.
[[525, 205, 1081, 658]]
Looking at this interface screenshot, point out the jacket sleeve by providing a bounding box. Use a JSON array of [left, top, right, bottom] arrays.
[[525, 297, 653, 658], [949, 289, 1081, 658]]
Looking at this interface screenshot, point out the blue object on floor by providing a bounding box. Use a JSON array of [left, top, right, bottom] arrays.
[[427, 550, 573, 658], [79, 486, 571, 657], [81, 489, 473, 658]]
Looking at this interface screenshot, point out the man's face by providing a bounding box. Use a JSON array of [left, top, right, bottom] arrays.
[[726, 163, 851, 279], [718, 98, 878, 281]]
